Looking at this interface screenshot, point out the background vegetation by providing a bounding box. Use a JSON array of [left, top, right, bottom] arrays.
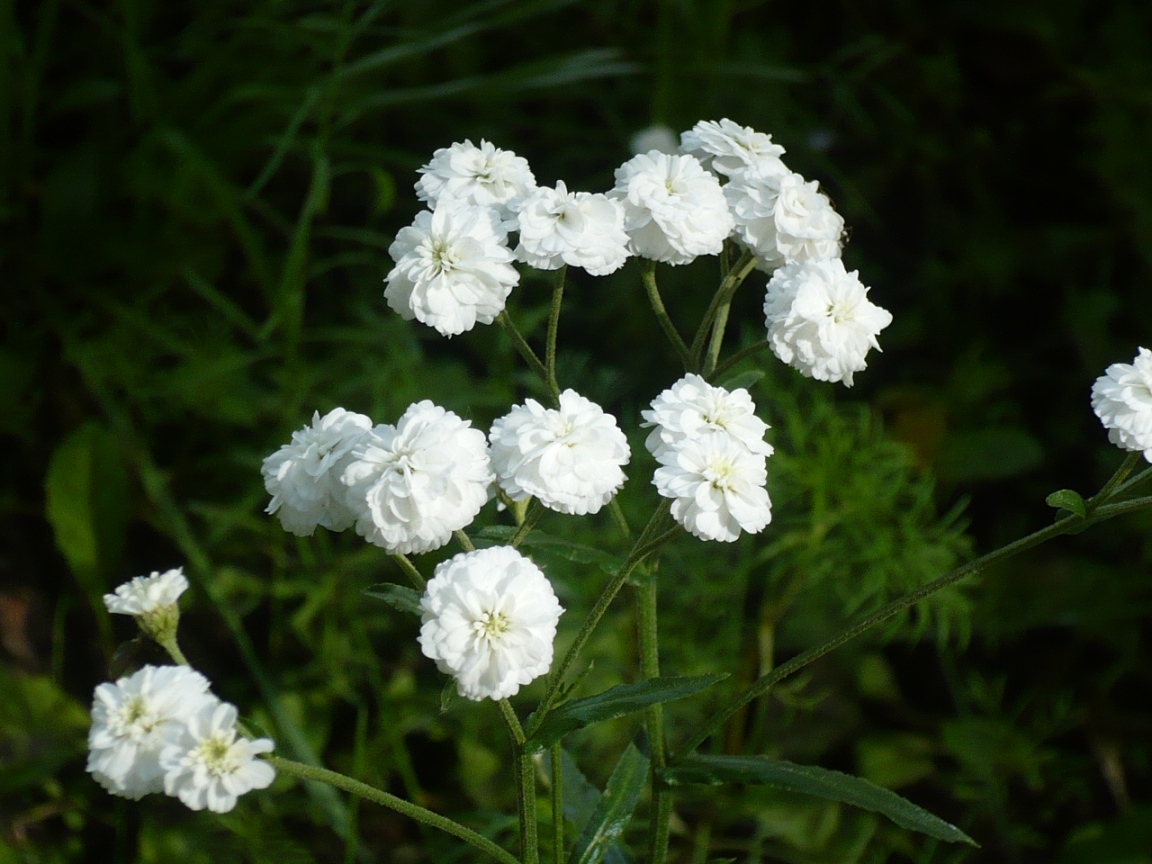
[[2, 1, 1150, 862]]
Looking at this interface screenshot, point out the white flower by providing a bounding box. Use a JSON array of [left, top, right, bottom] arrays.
[[726, 168, 843, 269], [1091, 347, 1152, 462], [419, 547, 563, 701], [87, 665, 214, 800], [262, 408, 373, 536], [514, 182, 630, 276], [342, 401, 494, 555], [679, 118, 788, 179], [609, 152, 734, 265], [385, 197, 520, 337], [653, 432, 772, 542], [415, 139, 536, 225], [764, 259, 892, 387], [103, 568, 188, 616], [630, 124, 679, 156], [161, 701, 276, 813], [642, 374, 773, 460], [489, 390, 630, 515]]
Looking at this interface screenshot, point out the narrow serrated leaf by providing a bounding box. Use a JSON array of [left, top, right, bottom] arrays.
[[569, 743, 649, 864], [363, 583, 422, 616], [542, 749, 632, 864], [1046, 489, 1087, 518], [529, 674, 727, 753], [661, 755, 976, 846]]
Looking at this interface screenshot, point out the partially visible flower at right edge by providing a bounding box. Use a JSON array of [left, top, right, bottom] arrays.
[[1092, 347, 1152, 462], [262, 407, 373, 536]]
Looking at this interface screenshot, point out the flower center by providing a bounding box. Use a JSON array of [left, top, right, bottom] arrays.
[[197, 735, 240, 778], [116, 695, 159, 737], [429, 239, 457, 273], [826, 298, 856, 324], [474, 610, 511, 639], [703, 457, 737, 491]]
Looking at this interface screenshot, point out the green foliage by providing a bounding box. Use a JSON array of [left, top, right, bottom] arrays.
[[4, 0, 1151, 862]]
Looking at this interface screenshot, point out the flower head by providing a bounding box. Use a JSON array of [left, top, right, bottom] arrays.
[[653, 432, 772, 542], [764, 259, 892, 387], [679, 119, 787, 179], [609, 152, 734, 265], [415, 139, 536, 225], [161, 701, 276, 813], [104, 568, 188, 617], [87, 665, 214, 799], [342, 401, 494, 555], [262, 408, 373, 536], [1091, 347, 1152, 462], [726, 169, 843, 269], [489, 390, 631, 515], [514, 182, 630, 276], [385, 197, 520, 337], [419, 547, 563, 701], [642, 374, 773, 460]]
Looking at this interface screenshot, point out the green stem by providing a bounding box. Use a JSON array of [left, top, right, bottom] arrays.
[[499, 700, 538, 864], [455, 529, 476, 552], [526, 500, 673, 738], [499, 311, 552, 393], [509, 502, 544, 548], [545, 266, 566, 402], [550, 742, 564, 864], [391, 554, 426, 590], [641, 261, 692, 370], [708, 340, 772, 383], [634, 582, 671, 864], [158, 635, 190, 667], [687, 250, 758, 371], [266, 755, 520, 864], [1087, 451, 1143, 508], [677, 489, 1152, 756]]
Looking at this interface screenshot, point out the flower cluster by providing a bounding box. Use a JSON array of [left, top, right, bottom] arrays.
[[1092, 346, 1152, 461], [262, 404, 493, 556], [385, 124, 890, 383], [644, 375, 774, 542], [88, 664, 275, 812]]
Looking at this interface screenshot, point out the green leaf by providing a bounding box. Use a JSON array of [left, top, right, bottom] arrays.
[[477, 525, 621, 574], [1046, 489, 1087, 518], [363, 583, 422, 616], [660, 755, 977, 846], [44, 421, 131, 591], [569, 743, 649, 864], [542, 748, 632, 864], [529, 674, 727, 753]]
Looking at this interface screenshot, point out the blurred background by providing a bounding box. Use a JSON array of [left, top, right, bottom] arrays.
[[2, 1, 1151, 862]]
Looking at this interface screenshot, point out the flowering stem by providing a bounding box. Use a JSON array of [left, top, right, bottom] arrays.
[[676, 488, 1152, 756], [688, 250, 758, 372], [708, 340, 772, 383], [1087, 451, 1143, 508], [641, 261, 692, 370], [391, 554, 425, 590], [545, 265, 567, 402], [634, 580, 672, 864], [454, 529, 476, 552], [550, 741, 564, 863], [157, 635, 190, 667], [498, 311, 552, 396], [265, 755, 520, 864], [526, 500, 673, 738], [499, 699, 539, 864], [509, 502, 544, 548]]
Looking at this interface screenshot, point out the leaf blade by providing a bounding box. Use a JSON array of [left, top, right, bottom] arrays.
[[568, 743, 649, 864]]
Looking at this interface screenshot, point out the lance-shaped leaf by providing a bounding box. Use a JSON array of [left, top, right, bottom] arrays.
[[569, 743, 649, 864], [363, 583, 423, 616], [661, 755, 976, 846], [528, 674, 727, 753], [476, 526, 621, 574], [542, 748, 632, 864]]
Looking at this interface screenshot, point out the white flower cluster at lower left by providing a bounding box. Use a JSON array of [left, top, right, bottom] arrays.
[[88, 665, 275, 813]]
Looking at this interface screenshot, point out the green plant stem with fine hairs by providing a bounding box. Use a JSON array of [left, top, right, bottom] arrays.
[[677, 458, 1152, 756], [266, 755, 521, 864], [634, 580, 672, 864], [641, 260, 692, 370], [688, 249, 758, 371], [545, 265, 566, 402], [499, 699, 538, 864]]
